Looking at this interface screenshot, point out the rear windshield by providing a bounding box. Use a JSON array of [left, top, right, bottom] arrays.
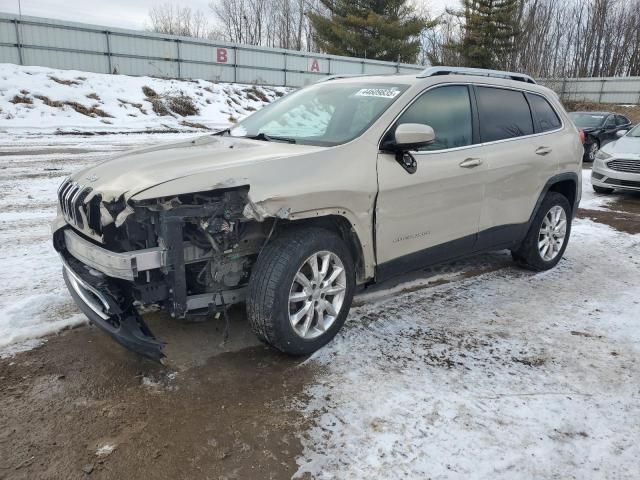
[[569, 112, 606, 128], [230, 82, 409, 146]]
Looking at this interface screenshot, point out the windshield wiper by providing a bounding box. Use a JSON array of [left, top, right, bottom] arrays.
[[212, 128, 231, 136], [246, 132, 297, 144]]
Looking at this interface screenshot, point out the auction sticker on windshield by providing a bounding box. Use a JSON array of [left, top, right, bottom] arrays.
[[354, 88, 401, 98]]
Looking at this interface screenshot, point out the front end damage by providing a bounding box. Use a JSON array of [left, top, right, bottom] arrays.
[[53, 181, 270, 361]]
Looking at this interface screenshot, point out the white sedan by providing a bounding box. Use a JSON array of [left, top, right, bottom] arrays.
[[592, 123, 640, 193]]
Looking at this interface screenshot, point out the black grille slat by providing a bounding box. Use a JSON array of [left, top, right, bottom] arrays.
[[604, 178, 640, 188], [607, 159, 640, 174], [57, 179, 92, 230]]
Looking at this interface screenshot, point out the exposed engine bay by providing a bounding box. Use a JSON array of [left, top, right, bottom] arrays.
[[53, 186, 272, 359]]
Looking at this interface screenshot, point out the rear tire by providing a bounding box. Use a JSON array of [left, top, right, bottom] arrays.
[[511, 192, 572, 271], [593, 185, 614, 194], [247, 227, 355, 355]]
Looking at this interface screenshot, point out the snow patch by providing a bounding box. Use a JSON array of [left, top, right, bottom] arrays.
[[0, 338, 45, 358], [0, 294, 86, 350], [95, 444, 116, 457], [0, 63, 288, 135], [295, 219, 640, 479], [579, 168, 614, 210]]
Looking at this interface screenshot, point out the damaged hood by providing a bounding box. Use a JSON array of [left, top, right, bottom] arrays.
[[71, 135, 324, 202]]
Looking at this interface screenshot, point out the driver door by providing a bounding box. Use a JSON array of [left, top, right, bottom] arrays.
[[375, 85, 486, 275]]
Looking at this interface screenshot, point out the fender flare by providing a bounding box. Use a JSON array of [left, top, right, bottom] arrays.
[[528, 172, 580, 225]]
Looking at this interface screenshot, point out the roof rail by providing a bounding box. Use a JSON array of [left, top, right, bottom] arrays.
[[418, 66, 537, 84], [316, 73, 399, 83]]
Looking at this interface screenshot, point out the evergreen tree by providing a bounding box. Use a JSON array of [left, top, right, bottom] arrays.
[[447, 0, 521, 70], [308, 0, 428, 63]]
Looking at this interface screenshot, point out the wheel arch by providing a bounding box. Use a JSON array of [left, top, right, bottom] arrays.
[[530, 173, 579, 224], [275, 214, 370, 284]]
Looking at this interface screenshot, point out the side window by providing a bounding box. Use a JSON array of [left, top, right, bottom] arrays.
[[616, 115, 629, 126], [527, 94, 561, 132], [476, 86, 533, 142], [395, 85, 473, 151], [604, 116, 616, 128]]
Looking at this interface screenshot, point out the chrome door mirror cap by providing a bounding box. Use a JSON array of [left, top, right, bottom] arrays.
[[616, 130, 628, 138]]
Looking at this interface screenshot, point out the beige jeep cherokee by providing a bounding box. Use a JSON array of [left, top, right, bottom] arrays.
[[52, 67, 583, 360]]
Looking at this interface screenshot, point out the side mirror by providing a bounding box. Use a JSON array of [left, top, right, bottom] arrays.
[[393, 123, 435, 150], [616, 130, 628, 138], [384, 124, 435, 175]]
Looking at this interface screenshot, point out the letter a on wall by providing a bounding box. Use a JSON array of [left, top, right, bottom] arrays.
[[217, 48, 228, 63], [308, 58, 321, 72]]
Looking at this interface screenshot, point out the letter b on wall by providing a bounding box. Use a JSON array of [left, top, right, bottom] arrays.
[[217, 48, 228, 63]]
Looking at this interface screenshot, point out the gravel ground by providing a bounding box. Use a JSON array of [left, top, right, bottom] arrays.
[[0, 135, 639, 479]]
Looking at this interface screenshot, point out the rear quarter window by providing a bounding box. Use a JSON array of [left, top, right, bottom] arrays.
[[616, 115, 630, 126], [476, 87, 534, 142], [527, 93, 562, 132]]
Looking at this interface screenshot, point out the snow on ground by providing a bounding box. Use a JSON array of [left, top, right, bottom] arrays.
[[579, 168, 615, 211], [0, 64, 287, 134], [295, 219, 640, 479]]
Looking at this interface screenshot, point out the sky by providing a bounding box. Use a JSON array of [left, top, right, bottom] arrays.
[[2, 0, 454, 31]]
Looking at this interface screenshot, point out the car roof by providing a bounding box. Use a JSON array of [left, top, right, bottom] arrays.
[[322, 72, 557, 97], [570, 111, 611, 116]]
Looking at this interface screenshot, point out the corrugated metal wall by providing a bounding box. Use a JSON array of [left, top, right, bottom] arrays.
[[539, 77, 640, 105], [2, 12, 640, 102], [0, 13, 423, 87]]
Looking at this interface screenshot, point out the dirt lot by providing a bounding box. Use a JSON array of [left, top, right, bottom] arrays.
[[1, 137, 639, 479]]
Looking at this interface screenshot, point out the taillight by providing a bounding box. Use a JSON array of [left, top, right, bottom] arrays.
[[578, 129, 585, 144]]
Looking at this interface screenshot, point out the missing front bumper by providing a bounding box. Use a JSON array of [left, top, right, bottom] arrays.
[[62, 257, 165, 361]]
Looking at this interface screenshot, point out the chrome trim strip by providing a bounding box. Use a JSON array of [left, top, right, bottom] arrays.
[[64, 229, 166, 280], [62, 257, 111, 320], [59, 182, 73, 218], [70, 186, 84, 226], [57, 177, 69, 196]]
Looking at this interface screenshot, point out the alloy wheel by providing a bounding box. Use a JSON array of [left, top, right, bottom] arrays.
[[288, 251, 347, 339], [538, 205, 567, 262]]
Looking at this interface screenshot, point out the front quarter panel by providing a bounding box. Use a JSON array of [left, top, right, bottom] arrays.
[[130, 140, 381, 280]]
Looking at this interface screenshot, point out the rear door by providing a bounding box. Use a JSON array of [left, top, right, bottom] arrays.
[[474, 86, 560, 246], [375, 84, 486, 271]]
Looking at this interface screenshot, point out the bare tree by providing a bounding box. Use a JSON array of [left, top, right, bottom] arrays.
[[421, 0, 640, 78], [147, 2, 211, 38], [208, 0, 314, 50]]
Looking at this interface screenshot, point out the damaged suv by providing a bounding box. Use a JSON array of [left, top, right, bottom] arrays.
[[53, 67, 583, 361]]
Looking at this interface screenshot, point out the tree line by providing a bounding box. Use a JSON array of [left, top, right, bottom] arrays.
[[147, 0, 640, 78]]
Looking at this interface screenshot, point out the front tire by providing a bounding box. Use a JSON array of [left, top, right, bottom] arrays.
[[511, 192, 572, 271], [247, 227, 355, 355]]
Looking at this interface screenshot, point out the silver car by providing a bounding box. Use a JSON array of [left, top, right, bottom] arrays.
[[592, 124, 640, 193]]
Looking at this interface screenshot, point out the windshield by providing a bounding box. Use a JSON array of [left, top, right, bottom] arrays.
[[230, 82, 409, 146], [628, 124, 640, 137], [569, 112, 606, 128]]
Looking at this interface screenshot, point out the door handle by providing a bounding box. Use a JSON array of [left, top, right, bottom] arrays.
[[459, 158, 482, 168], [536, 146, 552, 156]]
